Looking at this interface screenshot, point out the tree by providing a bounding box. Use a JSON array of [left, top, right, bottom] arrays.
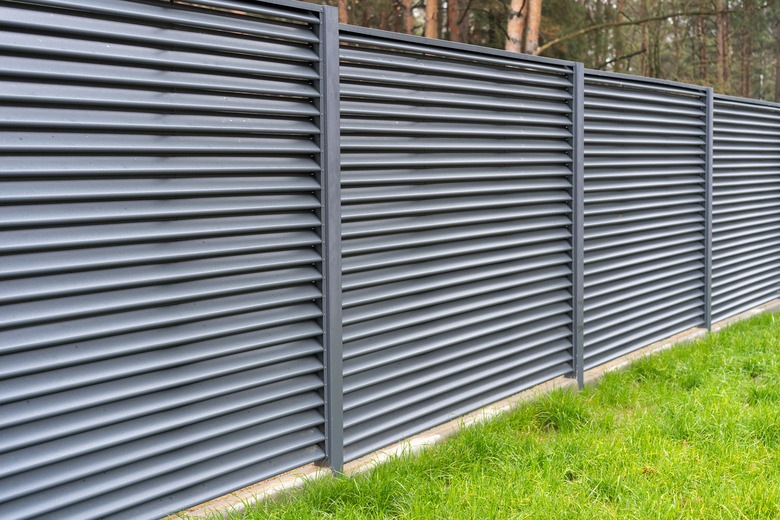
[[506, 0, 526, 52], [525, 0, 542, 54], [338, 0, 348, 24], [448, 0, 461, 41], [425, 0, 439, 38], [402, 0, 414, 33]]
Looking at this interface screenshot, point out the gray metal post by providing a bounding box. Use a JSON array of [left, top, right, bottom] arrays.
[[570, 62, 585, 388], [704, 87, 714, 330], [317, 5, 344, 474]]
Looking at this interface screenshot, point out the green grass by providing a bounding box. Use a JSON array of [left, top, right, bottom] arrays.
[[221, 311, 780, 520]]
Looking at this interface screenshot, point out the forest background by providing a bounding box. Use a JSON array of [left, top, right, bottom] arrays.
[[305, 0, 780, 101]]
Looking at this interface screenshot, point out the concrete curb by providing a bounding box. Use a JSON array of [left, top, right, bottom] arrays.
[[172, 298, 780, 520]]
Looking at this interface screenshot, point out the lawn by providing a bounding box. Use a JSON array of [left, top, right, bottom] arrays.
[[221, 311, 780, 519]]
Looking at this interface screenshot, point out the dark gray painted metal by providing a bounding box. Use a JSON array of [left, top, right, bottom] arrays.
[[318, 5, 344, 474], [704, 88, 714, 329], [582, 71, 708, 370], [571, 62, 586, 388], [0, 1, 336, 519], [338, 25, 576, 462], [711, 95, 780, 322]]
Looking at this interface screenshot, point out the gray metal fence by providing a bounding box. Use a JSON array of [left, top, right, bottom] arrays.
[[0, 1, 339, 519], [582, 71, 709, 369], [712, 95, 780, 322], [0, 2, 779, 519], [338, 26, 578, 462]]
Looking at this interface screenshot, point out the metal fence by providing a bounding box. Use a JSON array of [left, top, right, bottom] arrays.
[[0, 1, 778, 519]]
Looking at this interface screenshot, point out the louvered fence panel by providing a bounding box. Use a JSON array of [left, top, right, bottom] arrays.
[[339, 27, 577, 462], [583, 72, 708, 369], [0, 1, 337, 519], [712, 96, 780, 322]]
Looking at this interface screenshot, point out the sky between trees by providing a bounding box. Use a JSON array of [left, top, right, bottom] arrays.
[[312, 0, 780, 101]]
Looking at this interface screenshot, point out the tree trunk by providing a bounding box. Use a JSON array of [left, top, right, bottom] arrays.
[[698, 17, 707, 82], [640, 0, 649, 76], [458, 0, 470, 44], [378, 8, 390, 31], [425, 0, 439, 38], [506, 0, 526, 52], [448, 0, 461, 41], [338, 0, 348, 24], [402, 0, 414, 34], [525, 0, 542, 54], [614, 0, 624, 72], [743, 1, 753, 97], [775, 19, 780, 102], [716, 0, 725, 89]]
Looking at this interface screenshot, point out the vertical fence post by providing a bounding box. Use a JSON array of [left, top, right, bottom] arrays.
[[318, 5, 344, 474], [704, 87, 714, 331], [570, 62, 585, 388]]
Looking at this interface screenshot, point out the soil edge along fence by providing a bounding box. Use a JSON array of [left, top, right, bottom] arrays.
[[0, 1, 778, 519]]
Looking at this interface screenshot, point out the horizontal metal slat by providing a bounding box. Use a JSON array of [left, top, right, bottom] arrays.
[[343, 279, 570, 343], [0, 213, 320, 255], [0, 335, 322, 404], [0, 393, 322, 500], [712, 288, 779, 323], [0, 374, 322, 471], [0, 230, 320, 281], [38, 431, 325, 520], [0, 176, 320, 203], [585, 307, 703, 362], [343, 191, 570, 220], [0, 4, 318, 62], [0, 155, 321, 178], [345, 325, 571, 393], [344, 294, 571, 359], [343, 239, 571, 292], [0, 355, 323, 449], [0, 31, 318, 82], [30, 0, 322, 28], [344, 311, 571, 379], [344, 346, 571, 430], [584, 316, 703, 370], [344, 230, 570, 274], [342, 84, 571, 113], [340, 101, 572, 125], [584, 84, 705, 107], [344, 265, 570, 326], [341, 137, 571, 153], [341, 120, 571, 138], [2, 265, 321, 325], [4, 415, 324, 518], [1, 196, 320, 229], [343, 217, 571, 256], [343, 203, 571, 237], [342, 364, 568, 463], [342, 179, 571, 202], [339, 65, 571, 100], [585, 290, 703, 339], [584, 223, 703, 253], [339, 47, 572, 87], [585, 260, 703, 303], [343, 253, 571, 309], [0, 319, 321, 381]]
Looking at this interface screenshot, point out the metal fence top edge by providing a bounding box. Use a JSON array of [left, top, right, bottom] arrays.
[[713, 92, 780, 111], [338, 23, 576, 72], [186, 0, 329, 14], [584, 68, 709, 95]]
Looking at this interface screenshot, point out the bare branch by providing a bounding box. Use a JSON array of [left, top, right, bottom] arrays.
[[537, 7, 753, 55], [595, 48, 646, 70]]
